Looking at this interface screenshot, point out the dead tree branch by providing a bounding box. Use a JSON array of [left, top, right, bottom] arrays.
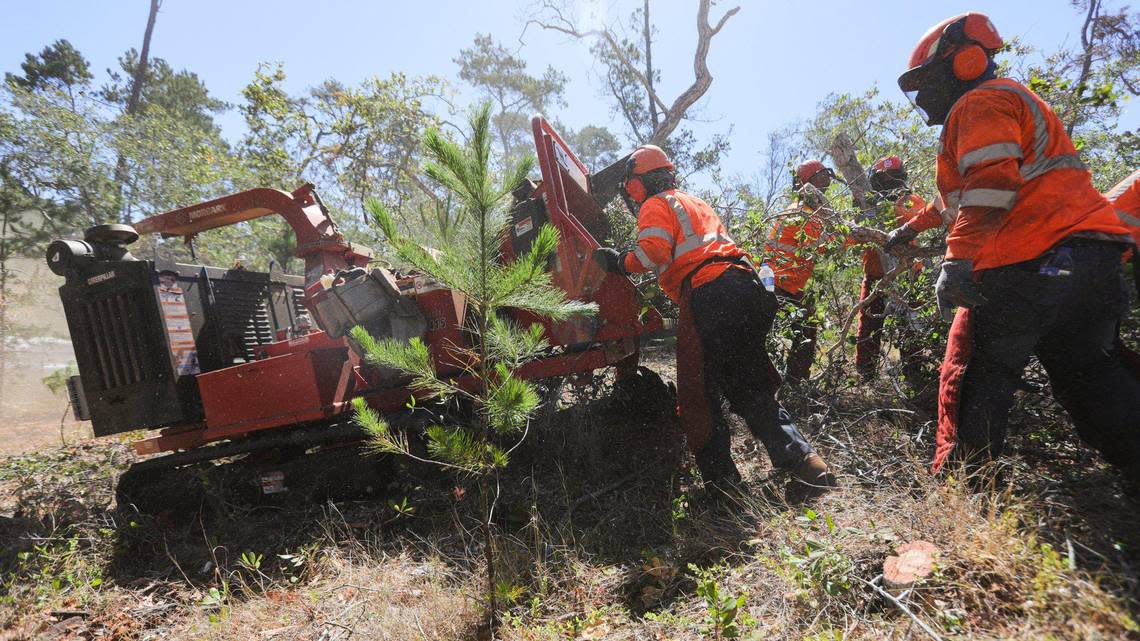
[[526, 0, 739, 145], [1069, 0, 1102, 136]]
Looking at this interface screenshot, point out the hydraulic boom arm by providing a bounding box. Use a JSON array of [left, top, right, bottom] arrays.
[[134, 184, 372, 282]]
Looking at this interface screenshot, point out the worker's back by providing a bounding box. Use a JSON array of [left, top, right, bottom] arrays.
[[938, 78, 1129, 269]]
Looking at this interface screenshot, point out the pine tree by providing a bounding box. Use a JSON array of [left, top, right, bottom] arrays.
[[350, 102, 594, 633]]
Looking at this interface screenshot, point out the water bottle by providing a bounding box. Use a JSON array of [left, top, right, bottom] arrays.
[[758, 263, 776, 292]]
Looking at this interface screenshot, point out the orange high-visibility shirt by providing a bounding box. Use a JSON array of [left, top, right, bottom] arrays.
[[764, 203, 827, 296], [621, 189, 747, 303], [936, 78, 1131, 269], [1107, 169, 1140, 248], [897, 193, 944, 232]]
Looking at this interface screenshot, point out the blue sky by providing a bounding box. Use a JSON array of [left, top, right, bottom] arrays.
[[2, 1, 1134, 181]]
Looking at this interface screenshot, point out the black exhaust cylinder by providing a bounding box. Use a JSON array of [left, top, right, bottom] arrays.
[[85, 224, 139, 262], [47, 224, 141, 276], [46, 239, 95, 276]]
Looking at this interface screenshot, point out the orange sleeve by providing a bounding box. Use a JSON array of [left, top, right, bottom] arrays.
[[907, 198, 944, 233], [946, 92, 1026, 261], [1110, 171, 1140, 220], [622, 252, 646, 274], [623, 199, 676, 274]]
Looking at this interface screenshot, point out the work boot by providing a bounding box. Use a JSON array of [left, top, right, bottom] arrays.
[[694, 441, 742, 489], [785, 453, 837, 502]]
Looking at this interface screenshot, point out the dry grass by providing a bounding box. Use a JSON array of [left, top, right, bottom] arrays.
[[1, 352, 1138, 640], [164, 551, 473, 641]]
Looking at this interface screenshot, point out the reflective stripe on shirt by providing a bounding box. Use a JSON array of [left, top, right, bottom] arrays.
[[662, 195, 697, 240], [958, 142, 1023, 173], [982, 83, 1088, 182], [659, 194, 733, 260], [1118, 208, 1140, 229], [941, 191, 961, 224], [675, 231, 718, 258], [1106, 170, 1140, 200], [960, 188, 1018, 209], [638, 226, 674, 244], [634, 245, 666, 274]]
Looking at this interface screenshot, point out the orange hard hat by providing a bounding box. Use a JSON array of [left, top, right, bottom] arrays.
[[622, 145, 675, 205], [899, 13, 1002, 92], [627, 145, 675, 176], [796, 159, 828, 185], [871, 155, 904, 175], [869, 155, 908, 193]]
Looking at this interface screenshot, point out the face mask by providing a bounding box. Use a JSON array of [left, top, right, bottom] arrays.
[[905, 57, 994, 126]]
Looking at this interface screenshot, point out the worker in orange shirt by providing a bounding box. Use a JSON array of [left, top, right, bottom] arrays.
[[898, 12, 1140, 488], [1106, 169, 1140, 293], [593, 145, 835, 496], [854, 156, 943, 380], [1106, 170, 1140, 375], [765, 160, 838, 383]]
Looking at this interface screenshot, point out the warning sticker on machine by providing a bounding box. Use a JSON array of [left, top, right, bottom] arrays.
[[156, 274, 200, 376], [260, 471, 287, 494], [552, 142, 588, 192], [514, 216, 534, 236], [413, 275, 445, 295]]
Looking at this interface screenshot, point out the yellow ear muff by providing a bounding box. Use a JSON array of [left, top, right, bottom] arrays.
[[952, 44, 988, 81]]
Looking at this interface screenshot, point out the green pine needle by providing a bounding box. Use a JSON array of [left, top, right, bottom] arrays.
[[486, 364, 540, 435], [351, 397, 408, 456], [486, 316, 548, 367], [425, 424, 486, 472]]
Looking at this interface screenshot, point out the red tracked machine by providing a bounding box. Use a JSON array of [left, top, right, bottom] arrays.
[[47, 117, 669, 492]]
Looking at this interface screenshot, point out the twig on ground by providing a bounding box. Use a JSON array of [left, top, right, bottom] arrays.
[[857, 574, 944, 641]]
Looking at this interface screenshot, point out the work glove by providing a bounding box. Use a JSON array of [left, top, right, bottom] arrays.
[[883, 224, 919, 251], [935, 259, 987, 321], [592, 247, 628, 276]]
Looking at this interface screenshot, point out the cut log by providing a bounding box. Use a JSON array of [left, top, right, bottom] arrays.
[[883, 540, 940, 593], [829, 132, 875, 217]]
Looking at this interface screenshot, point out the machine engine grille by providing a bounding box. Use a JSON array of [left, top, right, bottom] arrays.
[[75, 294, 145, 391]]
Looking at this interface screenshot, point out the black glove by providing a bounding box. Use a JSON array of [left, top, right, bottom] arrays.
[[592, 247, 628, 275], [883, 224, 919, 251], [935, 259, 988, 320]]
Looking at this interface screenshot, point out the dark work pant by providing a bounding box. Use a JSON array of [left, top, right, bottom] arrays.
[[689, 269, 814, 480], [776, 289, 818, 383], [956, 241, 1140, 475], [1133, 252, 1140, 297]]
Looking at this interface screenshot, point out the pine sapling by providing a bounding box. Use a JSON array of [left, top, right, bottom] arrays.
[[350, 102, 595, 634]]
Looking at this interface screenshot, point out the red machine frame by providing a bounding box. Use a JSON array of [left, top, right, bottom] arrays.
[[132, 116, 661, 457]]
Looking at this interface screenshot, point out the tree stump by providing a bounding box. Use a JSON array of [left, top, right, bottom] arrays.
[[883, 540, 940, 594]]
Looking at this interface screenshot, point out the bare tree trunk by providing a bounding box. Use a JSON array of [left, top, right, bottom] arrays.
[[113, 0, 162, 223], [480, 472, 497, 636], [127, 0, 160, 116], [0, 207, 9, 414], [643, 0, 659, 130], [1067, 0, 1101, 137]]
